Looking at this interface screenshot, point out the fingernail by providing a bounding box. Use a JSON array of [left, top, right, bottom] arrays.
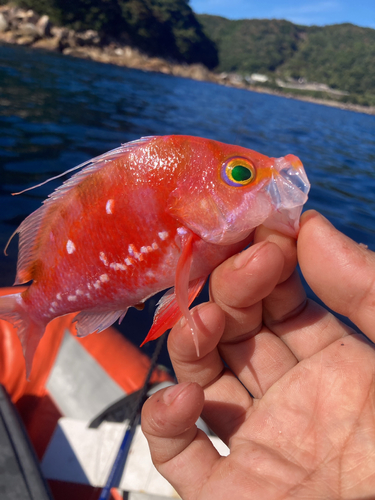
[[162, 382, 190, 406], [233, 241, 267, 269], [301, 210, 333, 228]]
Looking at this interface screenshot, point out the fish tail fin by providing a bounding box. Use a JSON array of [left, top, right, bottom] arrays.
[[0, 291, 44, 378]]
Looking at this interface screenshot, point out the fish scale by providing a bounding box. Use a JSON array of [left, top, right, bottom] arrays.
[[0, 135, 310, 376]]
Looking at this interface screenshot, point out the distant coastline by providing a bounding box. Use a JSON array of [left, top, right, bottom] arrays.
[[1, 4, 374, 116]]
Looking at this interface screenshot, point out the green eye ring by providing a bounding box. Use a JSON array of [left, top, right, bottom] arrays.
[[222, 157, 256, 187]]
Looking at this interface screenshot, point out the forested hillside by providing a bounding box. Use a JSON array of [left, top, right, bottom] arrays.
[[6, 0, 219, 67], [198, 15, 375, 102], [280, 24, 375, 96], [197, 16, 304, 74]]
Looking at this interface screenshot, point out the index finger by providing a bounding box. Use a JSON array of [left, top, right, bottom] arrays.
[[168, 239, 298, 440]]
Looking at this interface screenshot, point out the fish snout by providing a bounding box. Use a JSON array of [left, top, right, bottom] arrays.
[[267, 155, 310, 209], [263, 155, 310, 237]]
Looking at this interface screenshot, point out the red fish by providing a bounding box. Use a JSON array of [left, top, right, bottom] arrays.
[[0, 136, 310, 375]]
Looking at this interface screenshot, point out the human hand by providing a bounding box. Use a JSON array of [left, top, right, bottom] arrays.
[[142, 210, 375, 499]]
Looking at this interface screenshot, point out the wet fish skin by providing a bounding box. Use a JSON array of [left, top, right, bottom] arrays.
[[0, 135, 310, 375]]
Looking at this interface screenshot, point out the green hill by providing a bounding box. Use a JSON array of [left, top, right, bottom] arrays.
[[11, 0, 219, 67], [280, 23, 375, 96], [198, 15, 375, 104], [196, 15, 304, 74]]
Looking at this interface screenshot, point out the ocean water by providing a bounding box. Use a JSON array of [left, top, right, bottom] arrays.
[[0, 43, 374, 361]]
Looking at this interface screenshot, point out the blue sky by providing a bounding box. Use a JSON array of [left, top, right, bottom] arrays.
[[189, 0, 375, 29]]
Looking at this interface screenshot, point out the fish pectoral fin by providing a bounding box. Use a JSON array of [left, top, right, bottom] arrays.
[[140, 273, 206, 347], [73, 309, 128, 337], [175, 231, 202, 356]]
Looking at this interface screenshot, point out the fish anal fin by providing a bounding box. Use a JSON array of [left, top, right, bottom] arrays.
[[141, 275, 206, 346], [73, 309, 128, 337]]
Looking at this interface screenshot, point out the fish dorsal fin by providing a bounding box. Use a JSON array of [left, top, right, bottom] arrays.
[[45, 136, 156, 205], [12, 204, 48, 284], [73, 308, 128, 337], [8, 137, 157, 284], [12, 136, 157, 196], [140, 273, 206, 346]]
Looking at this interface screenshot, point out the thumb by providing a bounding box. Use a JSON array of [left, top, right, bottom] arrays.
[[297, 210, 375, 341]]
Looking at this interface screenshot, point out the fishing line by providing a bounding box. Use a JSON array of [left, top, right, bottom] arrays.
[[98, 332, 168, 500]]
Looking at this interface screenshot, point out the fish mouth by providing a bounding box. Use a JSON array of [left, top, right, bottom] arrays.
[[264, 155, 310, 237]]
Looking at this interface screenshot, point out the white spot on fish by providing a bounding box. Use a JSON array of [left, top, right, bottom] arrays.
[[135, 252, 143, 261], [86, 293, 91, 299], [147, 246, 153, 252], [152, 242, 159, 250], [68, 295, 77, 302], [100, 252, 109, 266], [128, 244, 137, 256], [52, 302, 58, 308], [158, 231, 169, 240], [87, 283, 92, 290], [140, 246, 148, 253], [177, 227, 187, 235], [94, 281, 101, 289], [100, 274, 109, 283], [56, 293, 62, 301], [110, 262, 127, 271], [49, 307, 55, 313], [66, 240, 76, 254], [106, 199, 114, 214], [76, 289, 83, 296], [125, 257, 133, 266]]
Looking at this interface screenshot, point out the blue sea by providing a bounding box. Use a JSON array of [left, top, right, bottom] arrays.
[[0, 43, 374, 362]]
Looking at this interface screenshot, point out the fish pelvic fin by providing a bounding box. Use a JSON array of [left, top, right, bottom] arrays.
[[0, 291, 45, 378], [141, 275, 207, 348]]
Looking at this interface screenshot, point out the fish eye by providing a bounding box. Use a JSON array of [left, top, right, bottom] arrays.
[[221, 157, 256, 187]]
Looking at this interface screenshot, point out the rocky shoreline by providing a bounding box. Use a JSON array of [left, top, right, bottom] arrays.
[[1, 4, 374, 116]]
